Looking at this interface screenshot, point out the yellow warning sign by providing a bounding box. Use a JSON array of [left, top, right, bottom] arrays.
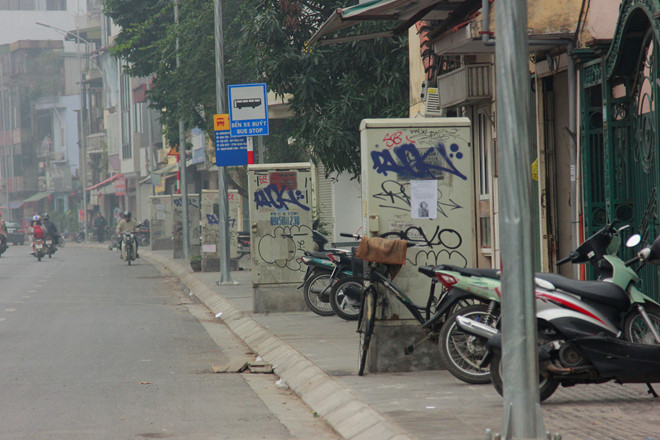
[[214, 114, 230, 131]]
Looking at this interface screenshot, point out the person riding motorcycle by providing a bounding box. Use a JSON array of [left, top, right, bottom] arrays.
[[116, 211, 139, 259], [41, 213, 61, 247], [0, 213, 7, 255], [30, 215, 45, 256]]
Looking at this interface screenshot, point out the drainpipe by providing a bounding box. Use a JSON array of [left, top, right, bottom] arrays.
[[481, 0, 494, 45], [566, 42, 579, 277]]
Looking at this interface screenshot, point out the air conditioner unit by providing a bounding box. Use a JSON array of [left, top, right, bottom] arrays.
[[423, 87, 444, 117]]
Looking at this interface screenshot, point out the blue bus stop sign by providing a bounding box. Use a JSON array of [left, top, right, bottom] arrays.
[[228, 83, 269, 137]]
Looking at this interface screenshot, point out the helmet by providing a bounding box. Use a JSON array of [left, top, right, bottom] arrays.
[[42, 213, 49, 220], [124, 211, 131, 219], [33, 215, 41, 222]]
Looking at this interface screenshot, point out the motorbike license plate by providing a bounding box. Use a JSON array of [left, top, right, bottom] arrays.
[[7, 228, 15, 233], [45, 240, 52, 245], [35, 243, 43, 249]]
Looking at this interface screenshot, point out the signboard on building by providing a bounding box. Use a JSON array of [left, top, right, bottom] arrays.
[[114, 176, 126, 196], [227, 83, 269, 137]]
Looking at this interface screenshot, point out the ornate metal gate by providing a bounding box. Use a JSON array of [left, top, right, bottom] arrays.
[[581, 0, 660, 299]]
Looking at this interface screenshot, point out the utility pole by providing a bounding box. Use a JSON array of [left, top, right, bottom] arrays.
[[495, 0, 546, 438], [213, 0, 232, 283], [174, 0, 190, 260]]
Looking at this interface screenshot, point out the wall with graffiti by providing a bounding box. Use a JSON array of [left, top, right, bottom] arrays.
[[360, 118, 474, 318], [149, 195, 174, 250], [201, 189, 240, 261], [172, 194, 201, 258], [248, 163, 314, 285]]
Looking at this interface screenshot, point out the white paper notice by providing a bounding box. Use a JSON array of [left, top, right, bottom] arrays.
[[202, 244, 217, 253], [410, 180, 437, 219]]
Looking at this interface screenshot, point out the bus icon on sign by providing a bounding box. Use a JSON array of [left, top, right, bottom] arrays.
[[233, 98, 262, 109]]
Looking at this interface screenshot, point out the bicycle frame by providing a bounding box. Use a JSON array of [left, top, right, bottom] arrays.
[[368, 265, 435, 325]]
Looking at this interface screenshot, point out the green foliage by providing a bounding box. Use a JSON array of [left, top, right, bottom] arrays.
[[102, 0, 409, 177], [51, 210, 79, 234], [244, 1, 409, 177]]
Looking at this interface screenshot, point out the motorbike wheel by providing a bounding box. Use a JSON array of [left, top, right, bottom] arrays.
[[623, 305, 660, 344], [490, 352, 560, 402], [329, 277, 363, 321], [57, 236, 65, 247], [138, 234, 149, 246], [303, 272, 335, 316], [37, 253, 42, 262], [438, 304, 494, 384], [126, 247, 133, 265]]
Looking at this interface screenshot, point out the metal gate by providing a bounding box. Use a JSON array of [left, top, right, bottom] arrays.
[[583, 0, 660, 299]]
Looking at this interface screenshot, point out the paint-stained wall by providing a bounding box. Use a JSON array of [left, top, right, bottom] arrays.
[[248, 163, 315, 285], [360, 118, 474, 320], [149, 195, 173, 250]]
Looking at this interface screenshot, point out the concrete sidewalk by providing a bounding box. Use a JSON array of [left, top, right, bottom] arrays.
[[117, 245, 659, 440]]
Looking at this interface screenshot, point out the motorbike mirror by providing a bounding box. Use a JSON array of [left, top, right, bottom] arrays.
[[625, 234, 641, 248]]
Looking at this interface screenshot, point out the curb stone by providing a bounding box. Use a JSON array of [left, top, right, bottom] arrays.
[[139, 249, 415, 440]]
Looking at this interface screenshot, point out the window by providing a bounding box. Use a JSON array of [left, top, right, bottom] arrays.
[[133, 101, 143, 134], [477, 112, 490, 197], [476, 110, 492, 249], [120, 72, 131, 158], [46, 0, 66, 10]]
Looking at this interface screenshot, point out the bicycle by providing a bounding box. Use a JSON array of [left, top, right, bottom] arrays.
[[341, 232, 499, 377]]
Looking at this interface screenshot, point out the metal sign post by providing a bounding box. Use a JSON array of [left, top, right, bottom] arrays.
[[213, 0, 232, 284], [495, 0, 546, 438]]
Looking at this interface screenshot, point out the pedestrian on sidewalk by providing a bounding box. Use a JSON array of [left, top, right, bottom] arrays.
[[93, 212, 107, 242]]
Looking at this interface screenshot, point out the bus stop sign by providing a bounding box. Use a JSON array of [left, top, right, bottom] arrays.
[[228, 83, 269, 137]]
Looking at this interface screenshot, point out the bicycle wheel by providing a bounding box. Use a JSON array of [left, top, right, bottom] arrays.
[[357, 287, 376, 376], [330, 276, 363, 320], [438, 304, 494, 384], [303, 272, 334, 316]]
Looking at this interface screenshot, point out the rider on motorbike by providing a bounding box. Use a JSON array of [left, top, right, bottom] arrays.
[[0, 213, 7, 254], [30, 215, 44, 255], [41, 213, 61, 247], [116, 211, 139, 259]]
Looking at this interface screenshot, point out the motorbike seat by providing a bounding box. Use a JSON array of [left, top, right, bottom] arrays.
[[419, 264, 501, 279], [534, 273, 629, 309], [306, 250, 330, 259]]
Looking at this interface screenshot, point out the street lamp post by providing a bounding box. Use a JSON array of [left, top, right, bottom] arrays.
[[36, 22, 92, 241]]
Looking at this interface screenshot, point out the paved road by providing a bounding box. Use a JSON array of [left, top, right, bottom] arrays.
[[0, 245, 339, 439]]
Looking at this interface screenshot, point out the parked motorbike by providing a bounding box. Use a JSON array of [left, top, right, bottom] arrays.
[[237, 232, 250, 257], [456, 224, 660, 401], [32, 238, 46, 262], [121, 231, 137, 265], [136, 220, 150, 246], [299, 250, 343, 316]]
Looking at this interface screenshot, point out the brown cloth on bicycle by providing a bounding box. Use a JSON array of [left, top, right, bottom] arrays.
[[356, 236, 407, 266]]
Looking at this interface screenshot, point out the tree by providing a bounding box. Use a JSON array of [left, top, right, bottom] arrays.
[[102, 0, 409, 178], [245, 0, 409, 177], [103, 0, 245, 143]]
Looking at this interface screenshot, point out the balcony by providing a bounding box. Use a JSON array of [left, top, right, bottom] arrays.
[[436, 63, 492, 108], [86, 133, 106, 155]]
